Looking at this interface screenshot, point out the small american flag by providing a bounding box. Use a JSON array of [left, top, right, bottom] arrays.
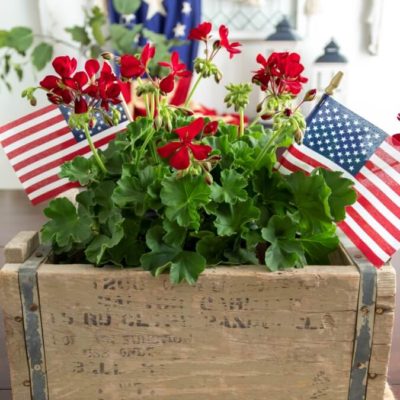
[[279, 95, 400, 267], [0, 104, 129, 205]]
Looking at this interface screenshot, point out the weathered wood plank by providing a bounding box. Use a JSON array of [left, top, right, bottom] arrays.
[[0, 309, 11, 390], [367, 264, 397, 400], [0, 264, 31, 400], [384, 383, 396, 400], [37, 263, 361, 400], [4, 231, 38, 264]]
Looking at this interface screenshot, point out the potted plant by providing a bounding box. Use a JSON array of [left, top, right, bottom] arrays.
[[0, 21, 396, 400]]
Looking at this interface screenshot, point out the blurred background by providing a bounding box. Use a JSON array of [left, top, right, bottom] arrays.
[[0, 0, 399, 398]]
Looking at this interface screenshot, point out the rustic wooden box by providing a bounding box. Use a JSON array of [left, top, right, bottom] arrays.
[[0, 231, 396, 400]]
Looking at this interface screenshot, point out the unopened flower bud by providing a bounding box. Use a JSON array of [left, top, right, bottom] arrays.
[[203, 162, 212, 172], [29, 96, 37, 106], [103, 114, 113, 126], [284, 108, 292, 117], [256, 102, 264, 113], [208, 154, 222, 162], [204, 172, 213, 185], [154, 115, 162, 130], [294, 129, 303, 145], [101, 52, 114, 61], [303, 88, 317, 102], [261, 113, 274, 121], [397, 113, 400, 122], [213, 40, 221, 51]]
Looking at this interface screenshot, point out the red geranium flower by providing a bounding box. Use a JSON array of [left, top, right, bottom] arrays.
[[159, 51, 191, 94], [203, 120, 219, 136], [188, 22, 212, 41], [52, 56, 77, 79], [218, 25, 241, 59], [120, 43, 155, 79], [157, 118, 212, 170], [253, 52, 308, 95]]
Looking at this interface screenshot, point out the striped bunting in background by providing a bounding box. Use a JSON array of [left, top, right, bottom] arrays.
[[0, 104, 129, 204], [278, 95, 400, 267]]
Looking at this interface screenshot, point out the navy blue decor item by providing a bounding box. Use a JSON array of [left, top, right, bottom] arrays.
[[266, 16, 300, 41], [315, 39, 348, 63], [107, 0, 201, 71]]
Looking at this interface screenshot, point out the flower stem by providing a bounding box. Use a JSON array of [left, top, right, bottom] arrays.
[[144, 94, 151, 117], [184, 74, 202, 108], [83, 124, 107, 173], [150, 93, 155, 118], [239, 108, 245, 137], [253, 127, 281, 170]]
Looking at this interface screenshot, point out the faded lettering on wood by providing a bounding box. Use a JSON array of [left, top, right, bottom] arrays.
[[37, 264, 362, 400]]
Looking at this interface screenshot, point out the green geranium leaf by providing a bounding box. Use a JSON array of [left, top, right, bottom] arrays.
[[31, 42, 53, 71], [315, 168, 357, 222], [85, 209, 124, 265], [261, 215, 306, 271], [285, 171, 333, 233], [112, 0, 141, 14], [65, 26, 90, 46], [161, 175, 211, 230], [300, 227, 339, 264], [7, 27, 33, 53], [41, 198, 93, 250], [60, 156, 98, 185], [170, 251, 206, 285], [211, 169, 248, 204], [0, 30, 8, 47], [110, 24, 141, 54], [89, 6, 106, 46], [163, 219, 186, 248], [213, 200, 260, 237], [196, 233, 229, 265], [94, 181, 116, 224], [140, 226, 180, 272]]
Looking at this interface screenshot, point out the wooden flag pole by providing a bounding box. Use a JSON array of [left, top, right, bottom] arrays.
[[324, 71, 344, 95]]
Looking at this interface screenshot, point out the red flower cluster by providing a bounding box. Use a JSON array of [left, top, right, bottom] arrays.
[[188, 22, 241, 59], [157, 118, 213, 170], [159, 51, 191, 94], [252, 52, 308, 95], [40, 56, 121, 114], [120, 43, 155, 79]]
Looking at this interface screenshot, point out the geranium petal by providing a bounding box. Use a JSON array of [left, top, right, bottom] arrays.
[[73, 71, 88, 89], [189, 143, 212, 160], [159, 74, 175, 93], [157, 141, 182, 158], [170, 145, 191, 170], [39, 75, 60, 90], [174, 117, 204, 141], [85, 59, 100, 77]]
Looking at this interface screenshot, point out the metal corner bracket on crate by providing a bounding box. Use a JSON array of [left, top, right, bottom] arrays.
[[16, 242, 381, 400], [18, 244, 52, 400]]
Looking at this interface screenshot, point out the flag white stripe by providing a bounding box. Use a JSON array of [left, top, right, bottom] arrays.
[[0, 109, 61, 141], [343, 215, 389, 261], [370, 152, 400, 185], [10, 130, 75, 165], [15, 124, 125, 178], [358, 165, 400, 205], [4, 120, 69, 153], [381, 140, 400, 161], [28, 177, 71, 199]]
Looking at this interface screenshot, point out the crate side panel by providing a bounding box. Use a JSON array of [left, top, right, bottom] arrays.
[[0, 265, 31, 400], [37, 265, 361, 400], [367, 264, 396, 400]]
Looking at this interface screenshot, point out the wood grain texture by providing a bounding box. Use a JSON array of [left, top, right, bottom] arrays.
[[4, 231, 38, 264], [368, 264, 397, 400], [0, 264, 31, 400], [34, 263, 362, 400], [0, 311, 10, 390]]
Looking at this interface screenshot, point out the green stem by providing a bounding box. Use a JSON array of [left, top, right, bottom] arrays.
[[184, 74, 202, 108], [239, 108, 245, 137], [144, 94, 151, 117], [136, 126, 156, 167], [150, 93, 155, 118], [83, 124, 107, 173], [249, 111, 264, 128], [253, 127, 281, 170]]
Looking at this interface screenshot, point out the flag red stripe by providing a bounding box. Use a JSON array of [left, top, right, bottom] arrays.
[[365, 160, 400, 196], [1, 114, 66, 147], [344, 206, 395, 255], [19, 132, 118, 182], [338, 221, 383, 266], [279, 156, 304, 173], [375, 147, 400, 171], [13, 137, 77, 171], [25, 173, 60, 194], [288, 145, 327, 169], [30, 182, 80, 205], [7, 126, 70, 160], [0, 105, 57, 135], [356, 171, 400, 216], [356, 193, 400, 238]]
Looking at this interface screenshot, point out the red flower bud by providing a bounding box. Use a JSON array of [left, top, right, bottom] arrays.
[[203, 120, 219, 136], [397, 113, 400, 122], [261, 113, 274, 121], [284, 108, 292, 117], [74, 97, 88, 114], [303, 88, 317, 102]]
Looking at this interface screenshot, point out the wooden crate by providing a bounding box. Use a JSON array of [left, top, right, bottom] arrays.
[[0, 231, 396, 400]]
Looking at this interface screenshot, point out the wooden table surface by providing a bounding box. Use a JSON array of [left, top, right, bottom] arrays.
[[0, 190, 398, 400]]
